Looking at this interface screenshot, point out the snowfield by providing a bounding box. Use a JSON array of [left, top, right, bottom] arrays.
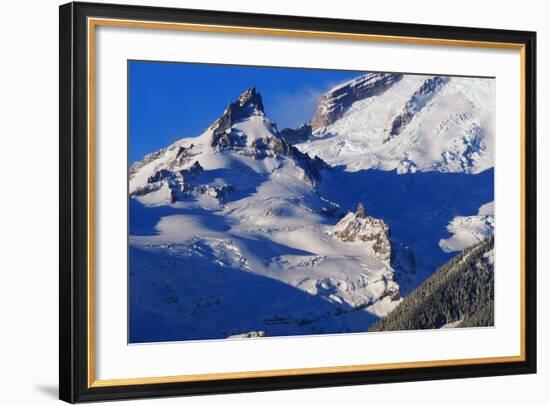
[[128, 75, 495, 343], [298, 74, 494, 174]]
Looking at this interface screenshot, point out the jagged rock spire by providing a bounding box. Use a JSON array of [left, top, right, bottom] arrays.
[[237, 87, 264, 113], [356, 203, 367, 219], [209, 87, 265, 135]]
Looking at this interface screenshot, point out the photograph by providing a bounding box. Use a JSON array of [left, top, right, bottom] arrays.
[[0, 0, 543, 403], [51, 1, 537, 403], [128, 62, 495, 343]]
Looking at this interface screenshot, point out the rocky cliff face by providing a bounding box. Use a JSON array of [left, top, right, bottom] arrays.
[[388, 76, 449, 139], [310, 73, 402, 131], [332, 203, 391, 263]]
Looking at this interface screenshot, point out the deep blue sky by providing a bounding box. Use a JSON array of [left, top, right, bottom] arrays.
[[129, 61, 363, 163]]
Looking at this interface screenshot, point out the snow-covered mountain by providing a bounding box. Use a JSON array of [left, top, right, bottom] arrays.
[[297, 73, 495, 174], [129, 73, 495, 343], [129, 88, 408, 342], [130, 88, 328, 206]]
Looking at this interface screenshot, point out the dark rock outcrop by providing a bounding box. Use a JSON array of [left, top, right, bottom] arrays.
[[279, 124, 312, 145], [132, 161, 212, 203], [332, 203, 391, 263], [211, 130, 247, 150], [388, 76, 449, 139], [250, 134, 330, 187]]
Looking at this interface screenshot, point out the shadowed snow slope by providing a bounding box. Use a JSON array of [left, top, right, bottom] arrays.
[[318, 167, 494, 273], [130, 246, 380, 343]]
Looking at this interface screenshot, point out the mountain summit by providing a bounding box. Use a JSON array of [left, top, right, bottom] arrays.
[[209, 87, 266, 135], [237, 87, 264, 113], [129, 87, 330, 205]]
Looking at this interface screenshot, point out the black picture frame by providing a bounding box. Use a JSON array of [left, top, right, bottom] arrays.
[[60, 1, 537, 403]]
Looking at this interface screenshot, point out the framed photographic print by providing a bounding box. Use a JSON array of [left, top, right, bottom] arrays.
[[59, 1, 537, 403]]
